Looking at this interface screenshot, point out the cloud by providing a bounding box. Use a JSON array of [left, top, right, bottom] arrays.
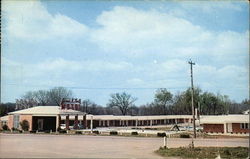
[[179, 1, 243, 13], [2, 58, 133, 81], [2, 0, 88, 40], [90, 6, 248, 63]]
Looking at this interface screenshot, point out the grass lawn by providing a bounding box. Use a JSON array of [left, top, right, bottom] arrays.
[[155, 146, 249, 159]]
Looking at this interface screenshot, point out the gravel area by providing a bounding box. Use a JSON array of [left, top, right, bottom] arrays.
[[0, 133, 248, 158]]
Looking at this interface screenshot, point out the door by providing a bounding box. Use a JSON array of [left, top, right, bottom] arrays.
[[227, 123, 232, 133], [38, 119, 44, 131]]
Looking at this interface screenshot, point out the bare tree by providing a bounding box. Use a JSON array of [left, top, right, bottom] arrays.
[[48, 87, 72, 106], [107, 92, 137, 115], [34, 90, 50, 105]]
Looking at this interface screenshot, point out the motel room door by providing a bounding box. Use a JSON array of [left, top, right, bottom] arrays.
[[227, 123, 232, 133], [38, 119, 44, 131]]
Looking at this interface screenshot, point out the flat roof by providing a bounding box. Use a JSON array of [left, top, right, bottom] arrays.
[[200, 115, 249, 124], [8, 106, 85, 116]]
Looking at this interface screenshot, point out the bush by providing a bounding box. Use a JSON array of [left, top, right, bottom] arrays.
[[93, 130, 99, 134], [20, 120, 29, 131], [11, 127, 19, 131], [180, 133, 190, 138], [157, 132, 166, 137], [30, 130, 36, 133], [59, 130, 67, 133], [2, 124, 9, 131], [110, 131, 118, 135], [44, 130, 50, 133], [131, 132, 138, 135], [75, 131, 82, 134]]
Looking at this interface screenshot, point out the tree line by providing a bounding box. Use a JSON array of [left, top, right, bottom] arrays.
[[0, 87, 249, 117]]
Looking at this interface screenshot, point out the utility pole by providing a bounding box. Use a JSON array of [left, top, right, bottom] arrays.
[[188, 59, 196, 138]]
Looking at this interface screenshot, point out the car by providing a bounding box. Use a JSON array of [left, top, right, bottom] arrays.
[[60, 124, 73, 130]]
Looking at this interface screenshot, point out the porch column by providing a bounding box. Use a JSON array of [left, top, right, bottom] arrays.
[[90, 115, 93, 133], [56, 115, 61, 132], [74, 115, 79, 129], [107, 120, 110, 127], [119, 120, 122, 126], [223, 123, 227, 134], [83, 114, 87, 129], [99, 120, 101, 127], [150, 120, 153, 127], [135, 120, 138, 128], [66, 115, 70, 130]]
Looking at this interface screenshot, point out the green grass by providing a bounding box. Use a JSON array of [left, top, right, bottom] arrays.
[[155, 146, 249, 159]]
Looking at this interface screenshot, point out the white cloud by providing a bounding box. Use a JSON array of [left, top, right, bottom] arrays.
[[2, 0, 88, 40], [90, 6, 248, 63], [2, 58, 133, 81]]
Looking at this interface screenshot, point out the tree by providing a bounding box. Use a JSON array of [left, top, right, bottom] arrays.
[[34, 90, 50, 106], [48, 87, 73, 106], [107, 92, 137, 115], [154, 88, 173, 114], [20, 120, 29, 131]]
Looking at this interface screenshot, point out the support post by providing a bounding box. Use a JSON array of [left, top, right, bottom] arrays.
[[163, 137, 167, 149], [90, 115, 93, 133], [56, 115, 61, 132], [74, 115, 79, 129], [66, 115, 69, 130], [83, 114, 87, 129]]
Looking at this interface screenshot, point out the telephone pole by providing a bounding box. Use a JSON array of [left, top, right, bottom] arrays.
[[188, 59, 196, 138]]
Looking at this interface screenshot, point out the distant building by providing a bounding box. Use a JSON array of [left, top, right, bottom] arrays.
[[200, 115, 249, 134]]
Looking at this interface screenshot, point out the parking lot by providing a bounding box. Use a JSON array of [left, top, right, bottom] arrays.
[[0, 134, 248, 158]]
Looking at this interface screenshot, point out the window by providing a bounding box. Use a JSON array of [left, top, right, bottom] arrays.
[[240, 123, 249, 129], [13, 115, 20, 129]]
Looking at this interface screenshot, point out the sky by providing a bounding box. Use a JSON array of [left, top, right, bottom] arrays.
[[1, 0, 249, 106]]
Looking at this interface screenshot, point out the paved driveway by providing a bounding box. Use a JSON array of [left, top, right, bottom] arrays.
[[0, 134, 248, 158]]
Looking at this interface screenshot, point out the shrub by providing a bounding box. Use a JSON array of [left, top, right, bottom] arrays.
[[44, 130, 50, 133], [30, 130, 36, 133], [157, 132, 166, 137], [2, 124, 9, 131], [110, 131, 118, 135], [131, 132, 138, 135], [11, 127, 19, 131], [180, 133, 190, 138], [75, 131, 82, 134], [59, 130, 67, 133], [93, 130, 99, 134], [20, 120, 29, 131]]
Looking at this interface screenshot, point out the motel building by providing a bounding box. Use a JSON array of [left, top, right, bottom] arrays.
[[0, 105, 194, 132], [0, 99, 248, 135], [200, 115, 249, 135]]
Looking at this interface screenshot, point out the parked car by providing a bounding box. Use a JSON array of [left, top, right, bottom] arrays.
[[60, 124, 73, 130]]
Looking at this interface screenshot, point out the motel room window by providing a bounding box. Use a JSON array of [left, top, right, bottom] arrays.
[[240, 123, 249, 129], [13, 115, 20, 129]]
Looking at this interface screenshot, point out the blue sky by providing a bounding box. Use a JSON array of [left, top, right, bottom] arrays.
[[1, 0, 249, 106]]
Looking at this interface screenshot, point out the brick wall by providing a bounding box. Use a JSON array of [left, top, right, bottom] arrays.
[[232, 123, 250, 134], [203, 124, 224, 133], [8, 115, 14, 129], [20, 115, 33, 131]]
